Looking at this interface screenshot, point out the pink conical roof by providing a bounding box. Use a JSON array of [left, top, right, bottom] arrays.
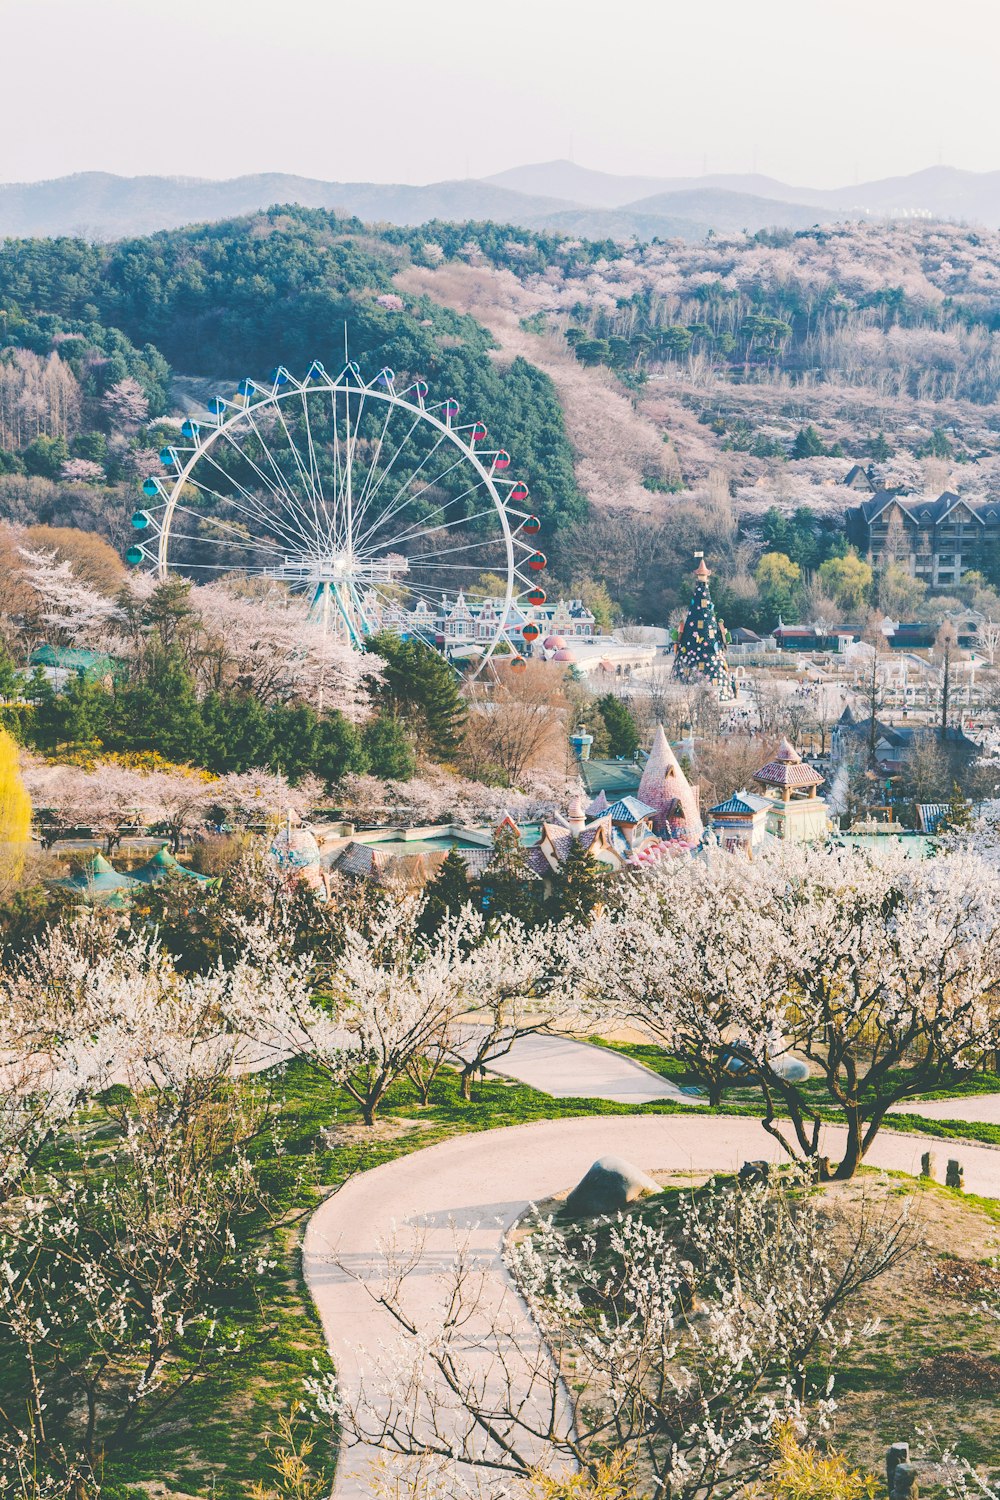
[[585, 788, 610, 818], [637, 725, 703, 842]]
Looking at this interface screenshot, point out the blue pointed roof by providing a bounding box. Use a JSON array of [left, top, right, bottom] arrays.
[[606, 796, 657, 824], [710, 791, 771, 816]]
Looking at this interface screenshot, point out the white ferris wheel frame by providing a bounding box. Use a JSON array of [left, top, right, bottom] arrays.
[[128, 361, 544, 677]]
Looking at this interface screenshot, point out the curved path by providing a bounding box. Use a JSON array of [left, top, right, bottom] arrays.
[[304, 1110, 1000, 1496], [891, 1093, 1000, 1125], [484, 1032, 695, 1103]]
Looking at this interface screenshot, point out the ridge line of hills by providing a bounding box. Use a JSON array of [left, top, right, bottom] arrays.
[[4, 161, 1000, 242]]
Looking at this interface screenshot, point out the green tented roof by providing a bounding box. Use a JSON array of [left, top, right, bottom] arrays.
[[31, 644, 117, 673], [129, 845, 213, 885], [53, 854, 142, 896]]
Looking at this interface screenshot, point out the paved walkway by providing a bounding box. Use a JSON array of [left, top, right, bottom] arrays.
[[892, 1093, 1000, 1125], [485, 1032, 695, 1104], [304, 1112, 1000, 1496]]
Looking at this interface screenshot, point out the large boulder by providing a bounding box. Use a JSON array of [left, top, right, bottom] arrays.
[[564, 1155, 662, 1217]]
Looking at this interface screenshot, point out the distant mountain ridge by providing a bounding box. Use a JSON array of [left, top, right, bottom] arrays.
[[2, 161, 1000, 243]]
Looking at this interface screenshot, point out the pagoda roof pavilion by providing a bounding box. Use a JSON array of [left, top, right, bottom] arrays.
[[753, 738, 824, 793]]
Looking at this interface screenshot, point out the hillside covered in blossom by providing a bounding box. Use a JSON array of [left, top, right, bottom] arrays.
[[4, 208, 1000, 626]]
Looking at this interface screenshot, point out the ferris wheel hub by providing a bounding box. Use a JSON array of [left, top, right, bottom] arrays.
[[267, 551, 410, 586]]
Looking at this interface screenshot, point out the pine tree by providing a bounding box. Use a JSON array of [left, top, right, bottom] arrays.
[[673, 557, 732, 691], [597, 694, 640, 758], [0, 727, 31, 894], [942, 780, 972, 833], [548, 837, 615, 924], [476, 820, 542, 927], [419, 846, 472, 936], [361, 713, 416, 780], [369, 633, 466, 758]]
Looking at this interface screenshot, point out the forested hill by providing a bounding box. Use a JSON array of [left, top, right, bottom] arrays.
[[0, 206, 584, 540]]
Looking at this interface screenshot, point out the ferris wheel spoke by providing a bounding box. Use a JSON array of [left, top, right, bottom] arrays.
[[351, 407, 424, 534], [354, 447, 467, 551], [170, 504, 287, 556], [234, 411, 318, 545], [207, 433, 316, 551], [361, 471, 494, 549], [401, 535, 511, 565], [181, 468, 302, 549], [362, 503, 502, 561], [165, 560, 280, 574], [295, 392, 331, 554], [273, 396, 324, 518], [353, 400, 396, 520], [356, 428, 453, 539], [184, 465, 311, 554]]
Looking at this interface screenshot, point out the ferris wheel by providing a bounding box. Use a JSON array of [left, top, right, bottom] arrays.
[[125, 361, 547, 674]]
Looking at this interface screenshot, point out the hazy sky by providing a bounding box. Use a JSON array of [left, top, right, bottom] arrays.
[[3, 0, 999, 187]]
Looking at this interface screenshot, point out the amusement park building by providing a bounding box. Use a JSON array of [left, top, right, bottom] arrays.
[[378, 591, 597, 651]]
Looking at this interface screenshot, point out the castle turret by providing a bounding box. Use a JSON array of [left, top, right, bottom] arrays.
[[637, 724, 704, 843]]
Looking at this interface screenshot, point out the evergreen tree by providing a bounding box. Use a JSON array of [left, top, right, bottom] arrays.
[[792, 424, 826, 459], [419, 846, 472, 936], [476, 820, 543, 927], [30, 678, 110, 754], [112, 651, 204, 763], [369, 634, 466, 758], [267, 703, 321, 780], [362, 713, 416, 780], [942, 780, 973, 832], [597, 694, 640, 758], [316, 711, 367, 785], [548, 838, 615, 924]]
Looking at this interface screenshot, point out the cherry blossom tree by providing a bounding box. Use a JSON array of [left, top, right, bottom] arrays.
[[580, 855, 782, 1106], [225, 901, 473, 1125], [17, 547, 120, 644], [449, 917, 579, 1101], [192, 581, 380, 718], [58, 457, 105, 484], [580, 844, 1000, 1179], [102, 376, 149, 429]]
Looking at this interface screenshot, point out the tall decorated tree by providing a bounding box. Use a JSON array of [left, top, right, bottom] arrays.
[[672, 554, 732, 693]]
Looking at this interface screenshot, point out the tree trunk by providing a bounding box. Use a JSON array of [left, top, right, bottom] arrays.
[[460, 1065, 475, 1102], [833, 1109, 864, 1180]]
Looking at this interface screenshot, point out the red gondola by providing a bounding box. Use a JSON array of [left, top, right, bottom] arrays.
[[494, 450, 511, 470], [444, 398, 460, 419], [528, 551, 546, 572], [510, 482, 529, 503], [522, 623, 540, 642], [509, 655, 526, 672], [471, 422, 487, 442], [527, 587, 546, 606], [522, 515, 541, 535]]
